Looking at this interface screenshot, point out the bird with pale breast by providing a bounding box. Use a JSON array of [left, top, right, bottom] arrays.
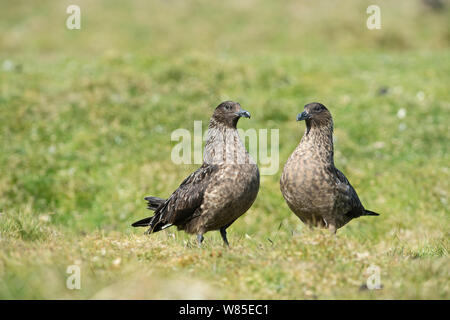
[[132, 101, 260, 246], [280, 102, 379, 233]]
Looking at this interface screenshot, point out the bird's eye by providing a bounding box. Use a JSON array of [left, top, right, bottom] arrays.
[[226, 105, 231, 110]]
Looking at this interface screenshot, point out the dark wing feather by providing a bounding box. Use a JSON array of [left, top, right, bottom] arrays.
[[144, 196, 165, 211], [334, 168, 365, 218], [145, 164, 219, 233]]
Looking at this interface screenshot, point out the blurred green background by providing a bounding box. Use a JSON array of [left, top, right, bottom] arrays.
[[0, 0, 449, 299]]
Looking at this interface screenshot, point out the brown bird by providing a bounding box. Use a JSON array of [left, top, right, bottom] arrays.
[[280, 102, 379, 233], [132, 101, 260, 246]]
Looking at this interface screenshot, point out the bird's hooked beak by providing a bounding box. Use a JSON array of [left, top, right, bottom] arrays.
[[236, 109, 251, 119], [297, 111, 311, 121]]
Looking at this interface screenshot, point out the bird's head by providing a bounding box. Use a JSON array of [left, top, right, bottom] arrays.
[[297, 102, 333, 128], [212, 101, 251, 128]]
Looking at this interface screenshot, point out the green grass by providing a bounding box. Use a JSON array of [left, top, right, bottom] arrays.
[[0, 0, 449, 299]]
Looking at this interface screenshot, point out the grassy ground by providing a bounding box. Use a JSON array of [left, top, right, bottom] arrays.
[[0, 0, 449, 299]]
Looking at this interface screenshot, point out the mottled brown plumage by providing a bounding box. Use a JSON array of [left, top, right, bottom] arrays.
[[132, 101, 260, 245], [280, 102, 379, 233]]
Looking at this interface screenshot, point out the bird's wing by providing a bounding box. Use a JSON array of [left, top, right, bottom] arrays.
[[148, 163, 220, 231], [334, 168, 364, 217]]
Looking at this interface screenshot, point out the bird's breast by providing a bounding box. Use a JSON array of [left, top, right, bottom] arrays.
[[203, 164, 259, 212], [281, 152, 336, 211], [195, 163, 259, 231]]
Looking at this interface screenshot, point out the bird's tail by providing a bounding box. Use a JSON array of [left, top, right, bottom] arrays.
[[364, 210, 380, 216], [131, 196, 170, 232], [144, 196, 165, 211], [131, 215, 172, 234], [131, 216, 153, 227]]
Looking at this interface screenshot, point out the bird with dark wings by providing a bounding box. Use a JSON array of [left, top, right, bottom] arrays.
[[132, 101, 260, 246], [280, 102, 379, 233]]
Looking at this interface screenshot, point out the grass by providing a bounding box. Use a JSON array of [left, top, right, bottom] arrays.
[[0, 0, 449, 299]]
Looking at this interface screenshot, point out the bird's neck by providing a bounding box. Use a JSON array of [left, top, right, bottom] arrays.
[[297, 122, 334, 165], [203, 123, 252, 165]]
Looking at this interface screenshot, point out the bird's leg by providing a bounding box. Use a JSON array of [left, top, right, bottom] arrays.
[[322, 218, 328, 228], [322, 218, 337, 234], [328, 224, 337, 235], [197, 234, 204, 246], [219, 227, 229, 247]]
